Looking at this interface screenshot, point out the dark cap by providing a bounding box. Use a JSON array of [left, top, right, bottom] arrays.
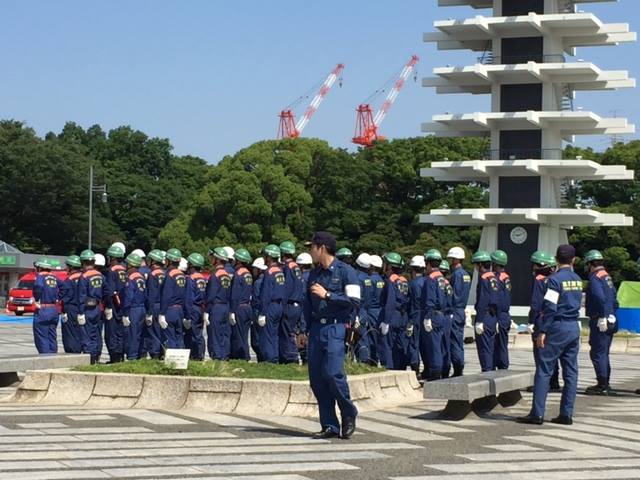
[[556, 244, 576, 261], [307, 231, 337, 251]]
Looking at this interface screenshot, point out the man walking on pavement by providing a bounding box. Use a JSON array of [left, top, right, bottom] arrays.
[[304, 231, 359, 439]]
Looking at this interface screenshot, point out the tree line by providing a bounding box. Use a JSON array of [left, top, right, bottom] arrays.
[[1, 120, 639, 283]]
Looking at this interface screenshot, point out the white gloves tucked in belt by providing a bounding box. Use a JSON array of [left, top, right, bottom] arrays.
[[229, 313, 237, 326], [61, 313, 68, 323], [353, 316, 361, 330], [406, 324, 414, 337], [203, 312, 210, 327], [257, 315, 266, 327], [122, 316, 130, 327], [183, 318, 191, 330], [158, 315, 168, 330], [475, 322, 485, 335], [145, 315, 153, 326], [597, 317, 608, 333], [379, 322, 389, 336], [423, 319, 433, 332], [105, 308, 113, 320], [77, 314, 86, 326], [607, 314, 616, 325]]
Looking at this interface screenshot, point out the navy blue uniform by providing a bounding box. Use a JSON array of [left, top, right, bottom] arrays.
[[280, 259, 303, 363], [145, 267, 165, 358], [251, 273, 265, 361], [531, 267, 582, 418], [230, 266, 253, 360], [586, 267, 618, 383], [104, 263, 127, 358], [206, 266, 232, 360], [33, 271, 62, 353], [78, 268, 106, 358], [494, 270, 512, 370], [474, 271, 500, 372], [420, 270, 452, 380], [303, 259, 359, 435], [258, 264, 286, 363], [160, 267, 187, 349], [379, 273, 411, 370], [122, 271, 147, 360], [354, 269, 374, 363], [183, 271, 207, 360], [408, 274, 425, 371], [368, 272, 385, 365], [448, 265, 470, 376], [59, 271, 85, 353]]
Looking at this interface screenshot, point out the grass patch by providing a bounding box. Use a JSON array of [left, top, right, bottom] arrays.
[[74, 359, 384, 381]]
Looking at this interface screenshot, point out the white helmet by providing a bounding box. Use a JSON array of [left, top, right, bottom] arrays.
[[296, 252, 313, 265], [131, 248, 146, 258], [223, 246, 235, 260], [447, 246, 465, 260], [355, 253, 371, 268], [369, 255, 383, 269], [111, 242, 126, 254], [410, 255, 426, 268], [178, 257, 188, 272], [94, 253, 106, 267], [252, 257, 267, 271]]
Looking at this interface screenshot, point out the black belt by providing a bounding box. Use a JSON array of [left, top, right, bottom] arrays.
[[318, 318, 347, 325]]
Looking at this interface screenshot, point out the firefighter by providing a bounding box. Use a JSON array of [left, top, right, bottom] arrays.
[[59, 255, 85, 353], [122, 253, 147, 360], [159, 248, 187, 349], [230, 248, 254, 360], [183, 253, 207, 360], [205, 247, 233, 360], [104, 243, 127, 363]]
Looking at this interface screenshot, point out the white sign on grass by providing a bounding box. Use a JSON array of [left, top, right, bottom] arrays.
[[164, 349, 190, 370]]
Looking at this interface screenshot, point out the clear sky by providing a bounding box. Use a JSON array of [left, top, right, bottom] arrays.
[[2, 0, 639, 163]]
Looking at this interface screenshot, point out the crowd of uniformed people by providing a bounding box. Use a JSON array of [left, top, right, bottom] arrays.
[[31, 234, 624, 432]]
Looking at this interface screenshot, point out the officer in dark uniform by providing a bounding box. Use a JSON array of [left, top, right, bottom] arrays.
[[230, 249, 254, 360], [145, 250, 166, 359], [472, 251, 499, 372], [446, 247, 471, 377], [492, 250, 512, 370], [368, 255, 385, 366], [304, 232, 359, 439], [77, 250, 106, 364], [59, 255, 85, 353], [279, 241, 303, 364], [250, 257, 268, 362], [584, 250, 618, 395], [184, 253, 207, 360], [32, 259, 62, 353], [354, 253, 373, 364], [408, 256, 425, 376], [104, 244, 127, 363], [122, 253, 147, 360], [159, 248, 187, 349], [205, 247, 233, 360], [518, 244, 582, 425], [257, 245, 286, 363], [527, 251, 561, 392]]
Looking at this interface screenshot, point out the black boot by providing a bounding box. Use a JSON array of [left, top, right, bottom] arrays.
[[452, 366, 464, 377], [90, 355, 100, 365], [585, 377, 610, 395]]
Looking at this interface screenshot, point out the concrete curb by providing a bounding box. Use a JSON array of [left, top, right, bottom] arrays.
[[509, 334, 640, 354], [10, 369, 422, 417]]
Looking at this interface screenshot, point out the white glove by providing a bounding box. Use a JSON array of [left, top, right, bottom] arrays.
[[607, 314, 617, 325], [183, 318, 191, 330], [527, 323, 535, 334], [257, 315, 266, 327], [496, 323, 500, 333], [105, 308, 113, 320], [380, 322, 389, 336], [354, 316, 361, 330], [229, 313, 237, 326], [465, 308, 473, 327], [122, 316, 130, 327], [475, 322, 485, 335], [145, 315, 153, 326], [158, 315, 168, 330], [77, 314, 86, 326], [203, 312, 210, 327], [597, 317, 608, 333], [61, 313, 68, 323], [406, 324, 414, 338], [423, 319, 433, 332], [34, 301, 41, 311]]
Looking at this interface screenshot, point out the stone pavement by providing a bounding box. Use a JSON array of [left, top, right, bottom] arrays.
[[2, 323, 640, 479]]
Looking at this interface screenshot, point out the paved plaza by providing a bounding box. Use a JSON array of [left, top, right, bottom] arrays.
[[1, 321, 640, 479]]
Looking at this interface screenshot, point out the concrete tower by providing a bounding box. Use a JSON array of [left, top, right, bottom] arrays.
[[421, 0, 636, 309]]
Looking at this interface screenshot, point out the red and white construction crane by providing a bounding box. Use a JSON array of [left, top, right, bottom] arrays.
[[277, 63, 345, 139], [353, 55, 419, 147]]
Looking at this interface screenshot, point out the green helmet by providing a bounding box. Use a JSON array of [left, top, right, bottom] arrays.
[[234, 248, 252, 264], [530, 250, 550, 266], [148, 249, 164, 264], [263, 244, 281, 259], [336, 247, 353, 258], [424, 249, 442, 261], [210, 247, 228, 261], [491, 250, 508, 266], [547, 253, 557, 267], [80, 249, 96, 262], [584, 249, 604, 263], [106, 244, 125, 258], [472, 250, 491, 263], [126, 253, 142, 267], [36, 258, 53, 269], [383, 252, 403, 267], [279, 241, 296, 255], [65, 255, 81, 268], [439, 259, 450, 271], [187, 252, 205, 267], [166, 248, 182, 262]]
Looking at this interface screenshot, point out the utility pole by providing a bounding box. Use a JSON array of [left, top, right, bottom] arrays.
[[88, 165, 107, 249]]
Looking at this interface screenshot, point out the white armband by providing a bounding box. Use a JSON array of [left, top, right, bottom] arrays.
[[544, 289, 560, 305], [345, 284, 361, 300]]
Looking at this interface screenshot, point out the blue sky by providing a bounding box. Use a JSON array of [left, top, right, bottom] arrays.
[[2, 0, 639, 163]]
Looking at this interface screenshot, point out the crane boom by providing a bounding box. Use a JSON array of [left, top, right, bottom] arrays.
[[353, 55, 419, 147], [278, 63, 345, 139]]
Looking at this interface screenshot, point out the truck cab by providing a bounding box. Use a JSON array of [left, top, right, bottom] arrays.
[[6, 270, 68, 315]]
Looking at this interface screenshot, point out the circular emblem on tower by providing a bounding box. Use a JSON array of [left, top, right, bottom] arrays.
[[510, 226, 527, 245]]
